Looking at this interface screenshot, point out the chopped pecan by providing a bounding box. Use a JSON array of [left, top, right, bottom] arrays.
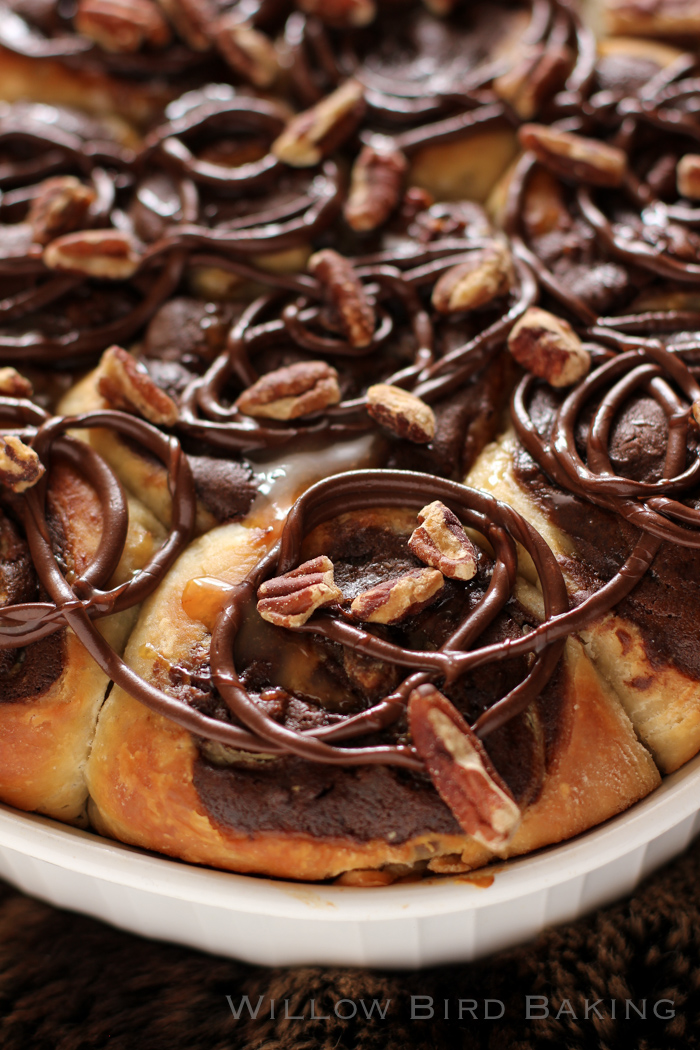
[[493, 45, 571, 120], [257, 555, 342, 627], [350, 567, 444, 624], [272, 79, 366, 167], [43, 229, 142, 279], [366, 384, 436, 444], [518, 124, 627, 188], [408, 501, 477, 581], [27, 176, 97, 246], [75, 0, 171, 51], [692, 400, 700, 428], [0, 435, 45, 493], [507, 307, 590, 387], [213, 17, 279, 87], [408, 684, 521, 850], [431, 240, 513, 314], [97, 345, 178, 426], [308, 248, 376, 347], [296, 0, 376, 26], [0, 368, 33, 399], [344, 141, 407, 232], [677, 154, 700, 200], [235, 360, 340, 420]]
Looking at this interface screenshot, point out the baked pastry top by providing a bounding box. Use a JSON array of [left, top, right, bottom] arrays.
[[1, 0, 700, 883]]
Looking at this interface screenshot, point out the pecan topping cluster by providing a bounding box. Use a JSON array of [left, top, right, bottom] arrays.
[[256, 500, 477, 629]]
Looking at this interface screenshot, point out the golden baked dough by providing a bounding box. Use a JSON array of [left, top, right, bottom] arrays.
[[86, 503, 659, 879], [0, 461, 165, 824]]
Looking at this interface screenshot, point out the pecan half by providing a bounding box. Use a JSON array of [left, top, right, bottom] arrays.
[[235, 360, 340, 420], [0, 435, 45, 493], [97, 345, 178, 426], [408, 684, 521, 850], [43, 229, 142, 279], [493, 45, 571, 120], [75, 0, 171, 51], [431, 240, 513, 314], [257, 555, 342, 627], [308, 248, 376, 347], [27, 176, 97, 246], [507, 307, 590, 387], [213, 17, 279, 87], [272, 79, 366, 167], [0, 368, 33, 399], [296, 0, 376, 26], [408, 501, 477, 581], [518, 124, 627, 188], [678, 154, 700, 200], [350, 567, 444, 624], [366, 384, 436, 444], [344, 141, 407, 232]]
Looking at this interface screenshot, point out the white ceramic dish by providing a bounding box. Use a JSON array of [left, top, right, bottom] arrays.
[[1, 753, 699, 969]]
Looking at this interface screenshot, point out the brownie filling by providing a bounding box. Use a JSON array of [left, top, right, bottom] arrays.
[[188, 509, 565, 843], [0, 506, 65, 702], [513, 384, 700, 678]]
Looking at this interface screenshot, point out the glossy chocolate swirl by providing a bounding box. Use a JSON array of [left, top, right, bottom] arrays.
[[0, 400, 195, 644], [176, 246, 536, 452], [286, 0, 592, 128], [140, 86, 342, 257], [513, 334, 700, 546], [16, 465, 578, 768], [506, 53, 700, 325], [0, 250, 185, 365], [0, 0, 287, 82]]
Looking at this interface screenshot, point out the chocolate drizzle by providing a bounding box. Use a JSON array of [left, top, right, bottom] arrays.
[[6, 0, 700, 806], [0, 403, 195, 645], [139, 87, 343, 257], [176, 246, 536, 452], [0, 0, 288, 84], [286, 0, 590, 128], [507, 54, 700, 324], [7, 464, 572, 772]]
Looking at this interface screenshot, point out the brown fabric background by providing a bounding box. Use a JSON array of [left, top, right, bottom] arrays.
[[1, 839, 699, 1050]]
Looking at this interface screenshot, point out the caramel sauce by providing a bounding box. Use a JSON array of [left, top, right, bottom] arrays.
[[181, 576, 234, 631]]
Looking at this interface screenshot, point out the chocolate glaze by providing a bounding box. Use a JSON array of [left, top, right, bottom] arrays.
[[138, 87, 343, 257]]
